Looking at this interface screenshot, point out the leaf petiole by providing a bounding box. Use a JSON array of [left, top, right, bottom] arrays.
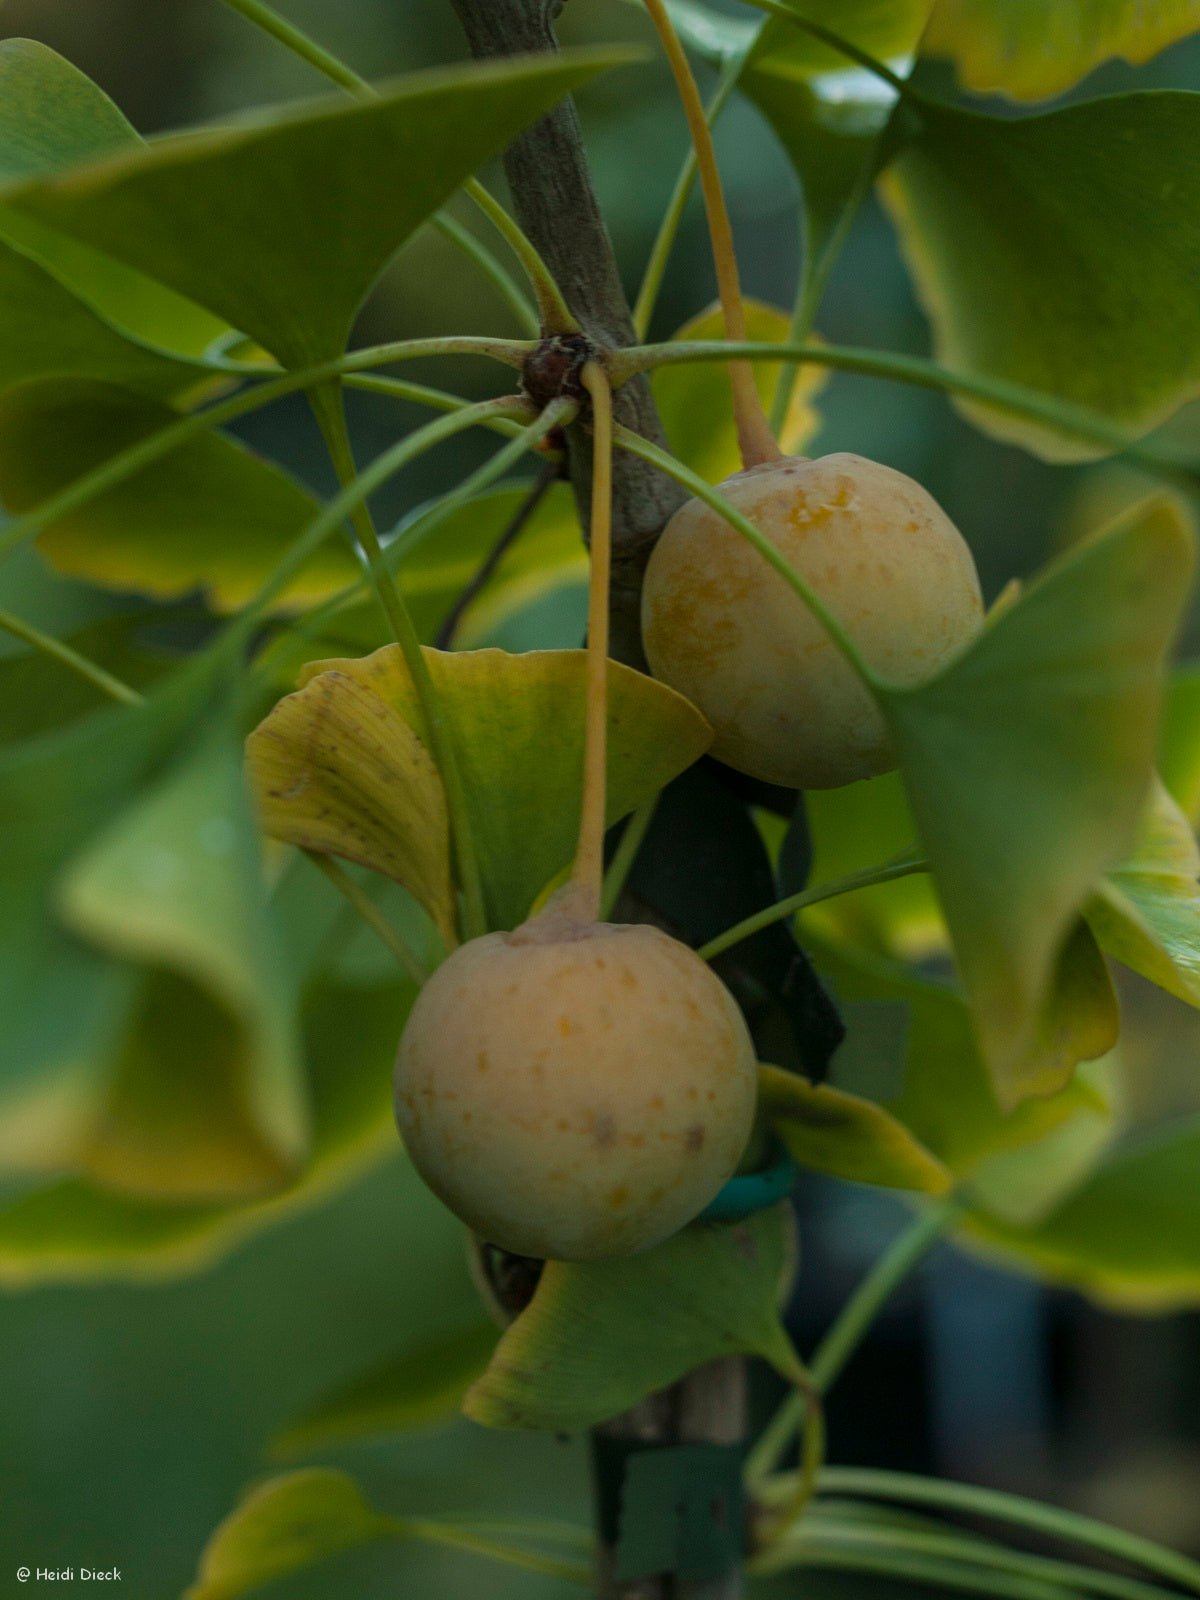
[[698, 852, 927, 963], [0, 334, 532, 564], [0, 607, 145, 708], [746, 1196, 963, 1490], [308, 380, 490, 942], [612, 340, 1200, 484], [304, 851, 432, 978]]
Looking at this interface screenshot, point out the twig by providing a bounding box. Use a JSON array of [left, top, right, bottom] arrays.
[[434, 460, 561, 649]]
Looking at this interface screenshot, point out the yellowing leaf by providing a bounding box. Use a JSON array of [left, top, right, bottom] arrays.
[[965, 1116, 1200, 1310], [186, 1470, 393, 1600], [1086, 777, 1200, 1006], [0, 974, 414, 1286], [879, 499, 1194, 1105], [758, 1063, 950, 1193], [270, 645, 713, 932], [924, 0, 1200, 102], [58, 724, 309, 1200], [810, 930, 1116, 1196], [247, 666, 456, 945], [0, 379, 357, 611], [881, 93, 1200, 460]]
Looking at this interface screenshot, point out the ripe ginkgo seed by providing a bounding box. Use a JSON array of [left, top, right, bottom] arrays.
[[394, 901, 757, 1261], [641, 452, 984, 789]]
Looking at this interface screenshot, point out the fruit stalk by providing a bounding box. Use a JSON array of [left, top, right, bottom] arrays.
[[640, 0, 782, 470], [572, 360, 615, 918]]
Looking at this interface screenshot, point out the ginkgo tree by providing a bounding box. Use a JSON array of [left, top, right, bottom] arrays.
[[2, 0, 1200, 1597]]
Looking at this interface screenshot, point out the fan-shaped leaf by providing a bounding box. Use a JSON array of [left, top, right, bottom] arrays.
[[879, 500, 1193, 1104], [465, 1206, 800, 1432], [881, 92, 1200, 459], [1, 50, 639, 369], [0, 379, 354, 610], [924, 0, 1200, 102], [250, 646, 714, 933]]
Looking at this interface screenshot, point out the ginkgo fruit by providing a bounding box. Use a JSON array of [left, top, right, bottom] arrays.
[[641, 452, 985, 789], [394, 894, 757, 1261]]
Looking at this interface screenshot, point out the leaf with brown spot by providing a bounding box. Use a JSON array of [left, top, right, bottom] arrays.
[[246, 667, 455, 945]]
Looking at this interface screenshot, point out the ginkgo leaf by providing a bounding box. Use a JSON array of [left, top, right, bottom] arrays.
[[1, 50, 638, 369], [881, 92, 1200, 459], [465, 1206, 800, 1432], [246, 665, 456, 946], [252, 646, 713, 934], [57, 720, 309, 1200], [0, 379, 357, 611], [0, 38, 232, 363], [1085, 777, 1200, 1006], [758, 1063, 950, 1193], [0, 972, 414, 1286], [878, 499, 1193, 1105], [923, 0, 1200, 102], [185, 1470, 394, 1600]]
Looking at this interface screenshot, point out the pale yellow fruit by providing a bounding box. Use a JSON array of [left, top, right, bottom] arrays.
[[642, 452, 984, 789], [394, 905, 757, 1261]]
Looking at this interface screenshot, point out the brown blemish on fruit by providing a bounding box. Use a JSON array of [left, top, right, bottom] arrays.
[[609, 1185, 630, 1209], [476, 1051, 490, 1074], [685, 1124, 705, 1154], [648, 1095, 665, 1111], [591, 1112, 617, 1148], [557, 1014, 573, 1038]]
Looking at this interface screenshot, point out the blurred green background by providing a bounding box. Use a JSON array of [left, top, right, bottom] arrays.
[[2, 3, 1200, 1596]]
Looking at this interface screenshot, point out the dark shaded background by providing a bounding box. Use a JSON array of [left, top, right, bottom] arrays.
[[1, 3, 1199, 1595]]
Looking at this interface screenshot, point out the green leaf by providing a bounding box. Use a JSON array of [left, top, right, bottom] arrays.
[[966, 1116, 1200, 1308], [923, 0, 1200, 101], [758, 1063, 950, 1193], [738, 0, 933, 296], [0, 38, 135, 183], [809, 931, 1115, 1204], [652, 300, 824, 483], [0, 39, 231, 363], [0, 379, 357, 610], [56, 720, 308, 1200], [0, 50, 637, 369], [0, 611, 174, 744], [0, 241, 217, 403], [273, 1322, 497, 1458], [185, 1469, 394, 1600], [464, 1206, 799, 1432], [0, 667, 213, 1182], [1085, 778, 1200, 1006], [0, 972, 413, 1285], [881, 92, 1200, 460], [1161, 661, 1200, 823], [801, 771, 943, 960], [878, 499, 1194, 1105], [251, 646, 713, 933]]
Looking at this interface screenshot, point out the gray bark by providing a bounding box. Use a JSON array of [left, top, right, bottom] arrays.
[[449, 0, 686, 667]]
